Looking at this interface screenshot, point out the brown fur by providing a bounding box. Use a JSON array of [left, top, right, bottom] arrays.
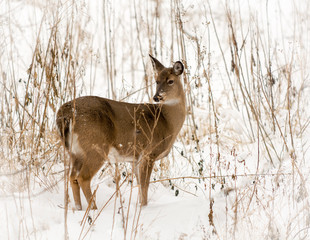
[[56, 55, 186, 210]]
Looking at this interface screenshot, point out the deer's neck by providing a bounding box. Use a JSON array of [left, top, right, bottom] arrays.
[[160, 95, 186, 134]]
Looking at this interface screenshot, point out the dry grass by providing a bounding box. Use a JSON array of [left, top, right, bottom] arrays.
[[1, 0, 310, 239]]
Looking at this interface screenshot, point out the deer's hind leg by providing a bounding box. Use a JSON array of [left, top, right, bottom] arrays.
[[78, 176, 97, 210], [70, 155, 83, 210], [77, 150, 107, 210]]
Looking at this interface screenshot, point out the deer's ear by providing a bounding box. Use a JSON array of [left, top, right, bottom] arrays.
[[172, 61, 184, 76], [149, 54, 165, 73]]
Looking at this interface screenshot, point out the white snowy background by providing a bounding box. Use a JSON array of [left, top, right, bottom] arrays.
[[1, 0, 310, 239]]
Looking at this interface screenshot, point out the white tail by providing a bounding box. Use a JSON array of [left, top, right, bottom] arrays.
[[56, 55, 186, 210]]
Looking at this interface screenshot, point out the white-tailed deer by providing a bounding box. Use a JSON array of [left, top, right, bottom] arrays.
[[56, 55, 186, 210]]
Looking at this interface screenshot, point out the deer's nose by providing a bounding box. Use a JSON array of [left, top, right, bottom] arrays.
[[153, 95, 160, 102], [153, 94, 162, 102]]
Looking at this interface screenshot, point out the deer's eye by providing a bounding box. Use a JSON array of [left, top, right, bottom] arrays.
[[167, 79, 174, 85]]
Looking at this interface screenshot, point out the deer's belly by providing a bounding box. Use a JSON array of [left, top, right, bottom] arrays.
[[107, 147, 134, 163]]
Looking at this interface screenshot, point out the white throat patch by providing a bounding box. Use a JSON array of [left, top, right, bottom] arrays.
[[163, 98, 180, 106]]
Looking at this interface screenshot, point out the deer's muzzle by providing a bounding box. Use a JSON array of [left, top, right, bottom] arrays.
[[153, 93, 163, 102]]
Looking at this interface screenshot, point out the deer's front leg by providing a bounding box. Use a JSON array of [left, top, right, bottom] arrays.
[[137, 159, 154, 206]]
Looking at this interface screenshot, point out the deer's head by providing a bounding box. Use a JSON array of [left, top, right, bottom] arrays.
[[150, 55, 184, 105]]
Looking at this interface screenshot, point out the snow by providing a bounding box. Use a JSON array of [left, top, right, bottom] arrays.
[[1, 0, 310, 239]]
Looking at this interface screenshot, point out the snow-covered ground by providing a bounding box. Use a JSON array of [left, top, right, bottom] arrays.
[[1, 0, 310, 239]]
